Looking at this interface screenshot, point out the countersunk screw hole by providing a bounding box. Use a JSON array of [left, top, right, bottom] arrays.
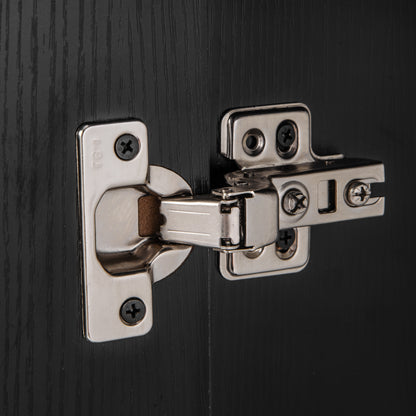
[[242, 129, 265, 156], [245, 135, 258, 150]]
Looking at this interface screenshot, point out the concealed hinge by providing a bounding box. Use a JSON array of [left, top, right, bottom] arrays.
[[77, 103, 385, 342]]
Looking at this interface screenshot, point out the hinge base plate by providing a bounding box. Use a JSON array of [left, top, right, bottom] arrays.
[[218, 103, 384, 279]]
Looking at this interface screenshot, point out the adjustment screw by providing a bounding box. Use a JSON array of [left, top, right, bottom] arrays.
[[114, 134, 140, 161], [282, 189, 308, 215], [276, 120, 298, 158], [345, 181, 371, 207], [120, 297, 146, 325]]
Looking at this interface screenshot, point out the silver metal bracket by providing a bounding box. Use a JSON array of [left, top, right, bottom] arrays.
[[77, 121, 193, 342], [77, 103, 385, 341]]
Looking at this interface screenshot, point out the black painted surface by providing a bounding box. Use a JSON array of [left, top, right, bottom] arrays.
[[0, 0, 415, 415]]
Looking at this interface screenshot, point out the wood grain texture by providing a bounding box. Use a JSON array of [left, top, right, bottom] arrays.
[[0, 1, 209, 415], [0, 0, 415, 415], [208, 1, 416, 415]]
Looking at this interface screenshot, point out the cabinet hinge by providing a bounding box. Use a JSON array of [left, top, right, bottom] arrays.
[[77, 103, 385, 342]]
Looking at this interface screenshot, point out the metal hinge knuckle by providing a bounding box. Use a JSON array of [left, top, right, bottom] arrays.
[[159, 196, 241, 249], [159, 187, 279, 251]]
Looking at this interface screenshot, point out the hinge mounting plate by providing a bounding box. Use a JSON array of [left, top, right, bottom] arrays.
[[217, 103, 384, 279]]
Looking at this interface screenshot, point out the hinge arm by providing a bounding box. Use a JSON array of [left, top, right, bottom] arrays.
[[160, 188, 279, 251], [159, 157, 384, 254]]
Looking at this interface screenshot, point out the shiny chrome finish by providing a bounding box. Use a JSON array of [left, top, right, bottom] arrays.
[[160, 196, 241, 249], [242, 129, 265, 156], [94, 165, 192, 279], [219, 103, 385, 279], [219, 227, 310, 280], [160, 188, 279, 251], [78, 103, 386, 340], [244, 247, 264, 259], [78, 121, 152, 342], [78, 121, 192, 342], [220, 103, 343, 169], [271, 164, 384, 230]]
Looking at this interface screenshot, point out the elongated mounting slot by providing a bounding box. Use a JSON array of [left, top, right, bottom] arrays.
[[318, 180, 337, 214]]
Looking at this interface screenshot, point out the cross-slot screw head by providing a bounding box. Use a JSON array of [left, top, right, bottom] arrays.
[[345, 181, 371, 207], [276, 228, 296, 252], [120, 298, 146, 325], [114, 134, 140, 161], [276, 228, 297, 259], [276, 120, 298, 158], [282, 189, 309, 215]]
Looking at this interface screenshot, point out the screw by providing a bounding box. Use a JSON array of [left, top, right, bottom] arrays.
[[276, 120, 298, 158], [276, 228, 297, 259], [345, 181, 371, 207], [276, 228, 296, 252], [282, 189, 308, 215], [114, 134, 140, 161], [120, 297, 146, 325]]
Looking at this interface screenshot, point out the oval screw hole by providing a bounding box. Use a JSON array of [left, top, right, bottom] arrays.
[[276, 120, 298, 159]]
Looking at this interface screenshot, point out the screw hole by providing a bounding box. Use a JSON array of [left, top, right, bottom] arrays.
[[242, 129, 265, 156], [244, 247, 264, 259], [245, 135, 258, 149]]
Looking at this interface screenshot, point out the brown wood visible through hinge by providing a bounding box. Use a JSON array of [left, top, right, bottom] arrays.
[[138, 195, 164, 237]]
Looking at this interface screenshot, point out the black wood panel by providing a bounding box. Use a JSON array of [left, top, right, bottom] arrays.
[[0, 1, 209, 415], [1, 0, 415, 415], [208, 1, 416, 415]]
